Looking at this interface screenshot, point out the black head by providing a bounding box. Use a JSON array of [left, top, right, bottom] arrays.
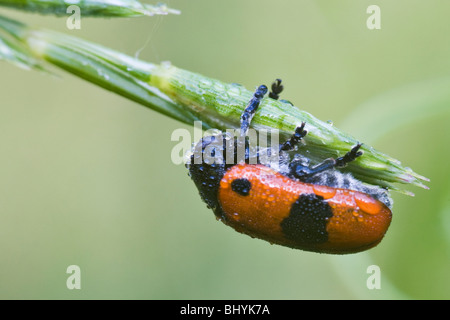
[[187, 135, 228, 216], [187, 133, 261, 217]]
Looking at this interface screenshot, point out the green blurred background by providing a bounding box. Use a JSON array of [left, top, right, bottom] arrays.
[[0, 0, 449, 299]]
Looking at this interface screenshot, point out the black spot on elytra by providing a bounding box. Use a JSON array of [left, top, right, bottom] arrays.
[[281, 193, 333, 244], [231, 179, 252, 196]]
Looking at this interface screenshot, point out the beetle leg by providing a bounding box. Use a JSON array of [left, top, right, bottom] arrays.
[[290, 144, 363, 179], [279, 122, 307, 152], [269, 78, 284, 100]]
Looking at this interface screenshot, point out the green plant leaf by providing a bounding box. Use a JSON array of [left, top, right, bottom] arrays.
[[0, 14, 429, 195], [0, 32, 45, 71], [0, 0, 180, 17]]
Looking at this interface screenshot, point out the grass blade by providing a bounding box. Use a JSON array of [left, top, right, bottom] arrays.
[[0, 21, 48, 72], [0, 0, 180, 17], [0, 14, 429, 194]]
